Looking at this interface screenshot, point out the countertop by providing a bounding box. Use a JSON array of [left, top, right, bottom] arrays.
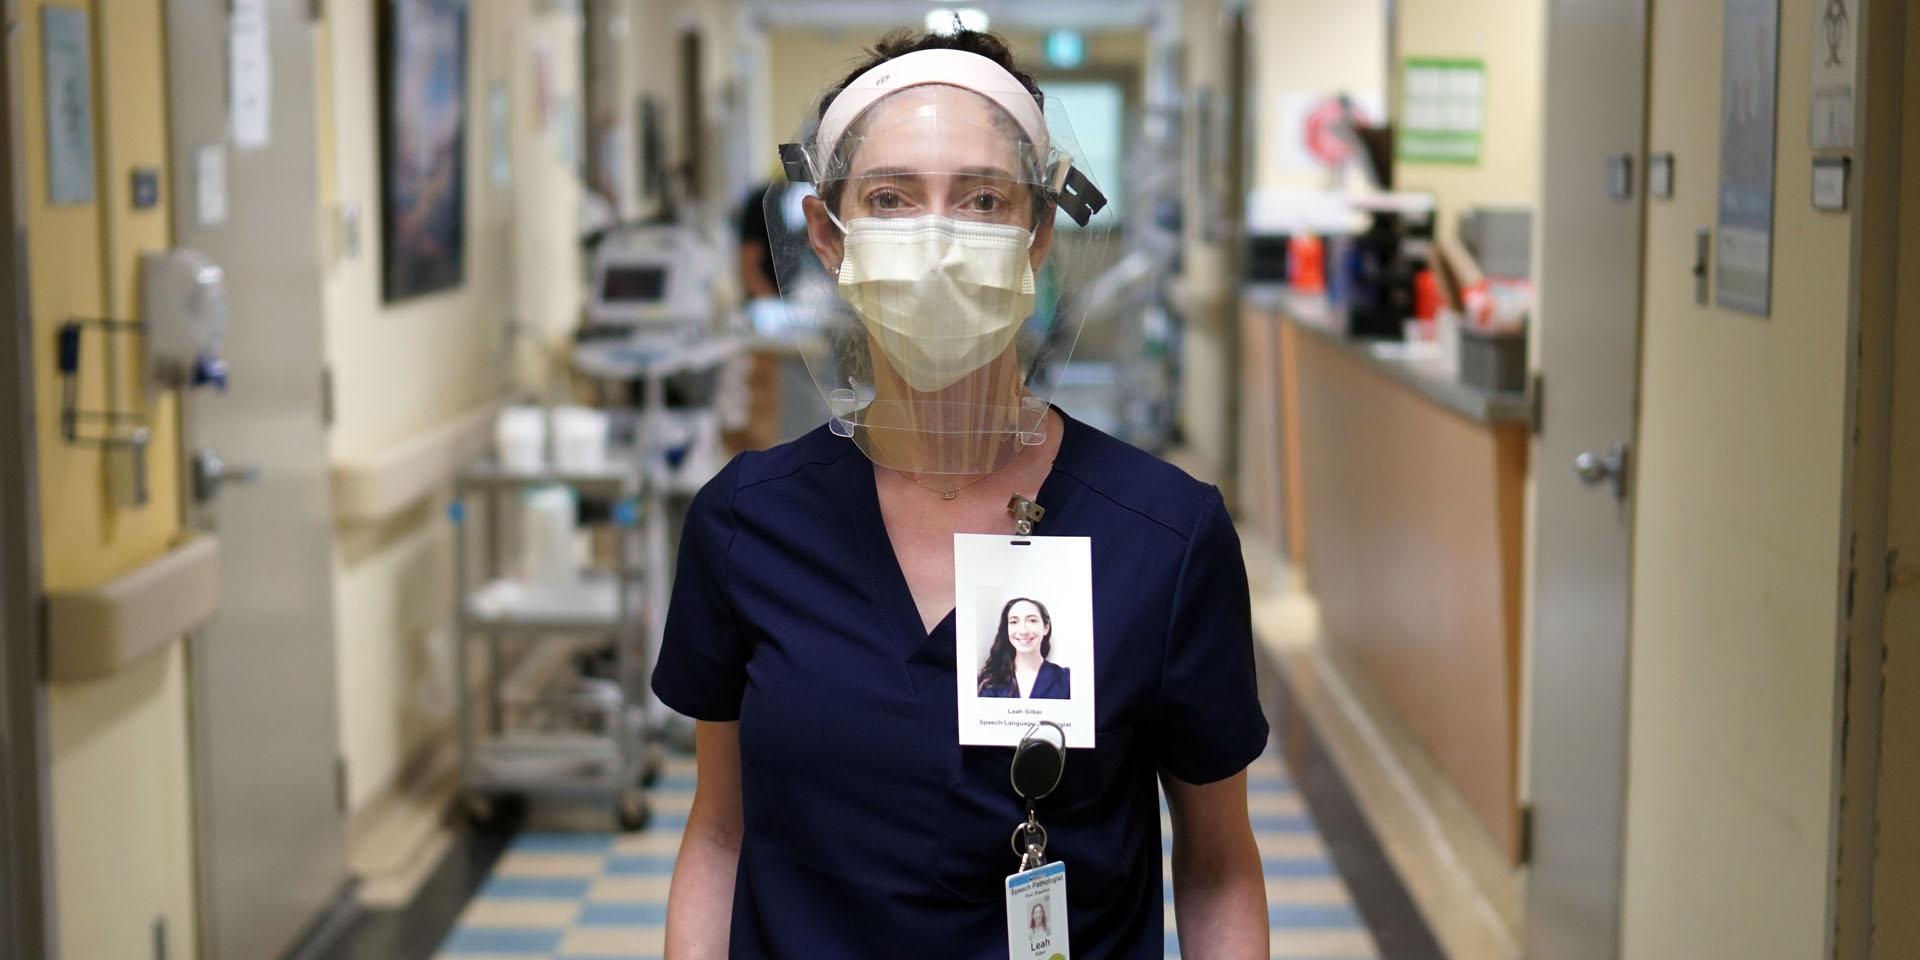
[[1244, 286, 1531, 426]]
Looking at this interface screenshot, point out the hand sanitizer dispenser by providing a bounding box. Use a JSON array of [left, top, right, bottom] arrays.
[[141, 249, 229, 390]]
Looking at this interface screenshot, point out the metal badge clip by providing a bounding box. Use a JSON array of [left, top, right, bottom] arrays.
[[1007, 494, 1046, 537]]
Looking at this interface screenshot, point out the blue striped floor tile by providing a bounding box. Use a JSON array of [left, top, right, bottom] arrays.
[[1263, 856, 1342, 879], [602, 854, 677, 876], [1269, 902, 1364, 928], [577, 901, 671, 925], [436, 755, 1376, 960], [514, 833, 618, 853], [479, 875, 594, 899], [1249, 812, 1314, 832], [439, 926, 564, 954]]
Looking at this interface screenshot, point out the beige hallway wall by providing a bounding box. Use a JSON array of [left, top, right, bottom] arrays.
[[1391, 0, 1545, 234], [1621, 0, 1855, 955], [1249, 0, 1388, 195], [320, 1, 582, 811], [19, 1, 202, 957]]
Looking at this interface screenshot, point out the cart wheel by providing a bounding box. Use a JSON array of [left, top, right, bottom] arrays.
[[641, 745, 666, 787], [616, 790, 650, 832], [465, 793, 525, 832]]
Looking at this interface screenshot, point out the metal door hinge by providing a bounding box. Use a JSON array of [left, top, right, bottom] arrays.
[[321, 365, 334, 428], [334, 755, 348, 813], [1517, 804, 1535, 865], [1892, 549, 1916, 592], [1528, 373, 1544, 436]]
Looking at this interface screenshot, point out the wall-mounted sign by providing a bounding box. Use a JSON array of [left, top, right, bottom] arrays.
[[229, 0, 272, 149], [1398, 57, 1483, 165], [1045, 30, 1085, 70], [488, 82, 511, 187], [1715, 0, 1780, 317], [1809, 0, 1855, 148], [41, 6, 96, 205], [1812, 156, 1849, 212], [196, 145, 228, 225]]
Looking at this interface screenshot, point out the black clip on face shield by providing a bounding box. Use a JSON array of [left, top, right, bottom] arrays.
[[776, 141, 1109, 228]]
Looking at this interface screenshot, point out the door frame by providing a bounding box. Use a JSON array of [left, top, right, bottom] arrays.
[[0, 0, 56, 957], [1834, 0, 1911, 955]]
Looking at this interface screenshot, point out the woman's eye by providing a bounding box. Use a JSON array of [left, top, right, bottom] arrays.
[[967, 192, 1001, 212]]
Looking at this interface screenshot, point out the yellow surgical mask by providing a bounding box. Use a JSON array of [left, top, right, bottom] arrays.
[[834, 214, 1036, 393]]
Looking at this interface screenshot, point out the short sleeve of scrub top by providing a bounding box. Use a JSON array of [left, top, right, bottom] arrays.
[[652, 410, 1269, 958], [652, 456, 749, 721]]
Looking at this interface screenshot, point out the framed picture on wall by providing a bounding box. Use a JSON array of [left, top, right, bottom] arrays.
[[379, 0, 469, 302]]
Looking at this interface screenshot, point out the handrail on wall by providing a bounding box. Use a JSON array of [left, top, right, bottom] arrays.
[[45, 534, 221, 683], [331, 403, 501, 525]]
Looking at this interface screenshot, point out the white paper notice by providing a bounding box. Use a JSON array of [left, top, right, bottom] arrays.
[[196, 145, 228, 226], [230, 0, 272, 149], [954, 534, 1097, 749], [1808, 0, 1856, 149]]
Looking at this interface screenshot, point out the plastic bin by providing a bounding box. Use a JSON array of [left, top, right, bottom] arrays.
[[1457, 325, 1528, 394]]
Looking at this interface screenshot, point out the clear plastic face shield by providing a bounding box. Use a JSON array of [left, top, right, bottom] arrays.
[[767, 50, 1112, 488]]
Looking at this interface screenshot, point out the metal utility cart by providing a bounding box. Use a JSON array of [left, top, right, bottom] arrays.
[[448, 453, 660, 831]]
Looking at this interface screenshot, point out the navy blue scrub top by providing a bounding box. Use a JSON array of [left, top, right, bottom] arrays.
[[652, 409, 1269, 957], [979, 659, 1070, 700]]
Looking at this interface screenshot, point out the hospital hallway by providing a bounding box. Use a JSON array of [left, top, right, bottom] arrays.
[[4, 2, 1920, 960], [312, 657, 1442, 960]]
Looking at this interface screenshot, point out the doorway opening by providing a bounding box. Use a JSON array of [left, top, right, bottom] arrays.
[[0, 10, 54, 958]]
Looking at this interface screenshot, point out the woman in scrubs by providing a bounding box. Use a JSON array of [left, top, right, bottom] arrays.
[[977, 597, 1069, 700], [654, 27, 1270, 958]]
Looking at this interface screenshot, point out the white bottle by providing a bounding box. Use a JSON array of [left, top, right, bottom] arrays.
[[520, 484, 579, 587]]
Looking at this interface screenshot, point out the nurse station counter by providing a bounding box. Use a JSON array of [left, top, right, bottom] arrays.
[[1238, 287, 1530, 864]]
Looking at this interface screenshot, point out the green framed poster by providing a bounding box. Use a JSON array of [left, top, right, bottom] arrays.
[[1398, 57, 1485, 165]]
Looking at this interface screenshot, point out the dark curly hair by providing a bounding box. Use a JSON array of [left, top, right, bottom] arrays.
[[814, 28, 1049, 218]]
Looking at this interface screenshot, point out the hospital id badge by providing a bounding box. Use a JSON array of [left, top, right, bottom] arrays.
[[1006, 861, 1070, 959], [954, 533, 1096, 749]]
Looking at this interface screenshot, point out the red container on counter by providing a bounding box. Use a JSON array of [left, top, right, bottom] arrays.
[[1288, 234, 1325, 295], [1413, 268, 1441, 321]]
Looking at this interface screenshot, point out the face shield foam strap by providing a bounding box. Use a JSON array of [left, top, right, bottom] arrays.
[[1053, 164, 1107, 227], [778, 142, 813, 185]]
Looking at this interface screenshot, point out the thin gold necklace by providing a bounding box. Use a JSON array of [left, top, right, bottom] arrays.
[[903, 468, 995, 500], [900, 452, 1052, 500]]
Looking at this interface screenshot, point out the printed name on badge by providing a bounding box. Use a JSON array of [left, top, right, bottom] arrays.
[[954, 534, 1096, 749]]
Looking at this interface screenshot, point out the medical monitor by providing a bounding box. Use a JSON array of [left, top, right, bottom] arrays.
[[585, 224, 715, 329]]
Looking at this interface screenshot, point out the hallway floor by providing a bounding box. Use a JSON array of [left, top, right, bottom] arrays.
[[430, 746, 1380, 959]]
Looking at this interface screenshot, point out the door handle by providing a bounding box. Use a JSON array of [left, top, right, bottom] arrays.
[[1573, 442, 1630, 501], [193, 447, 263, 503]]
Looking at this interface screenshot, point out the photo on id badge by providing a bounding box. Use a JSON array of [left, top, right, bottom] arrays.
[[954, 534, 1096, 749]]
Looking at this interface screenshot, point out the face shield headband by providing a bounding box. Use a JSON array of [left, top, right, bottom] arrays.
[[778, 48, 1109, 228]]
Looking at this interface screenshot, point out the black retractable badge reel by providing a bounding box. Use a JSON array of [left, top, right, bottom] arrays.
[[1010, 720, 1066, 870]]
